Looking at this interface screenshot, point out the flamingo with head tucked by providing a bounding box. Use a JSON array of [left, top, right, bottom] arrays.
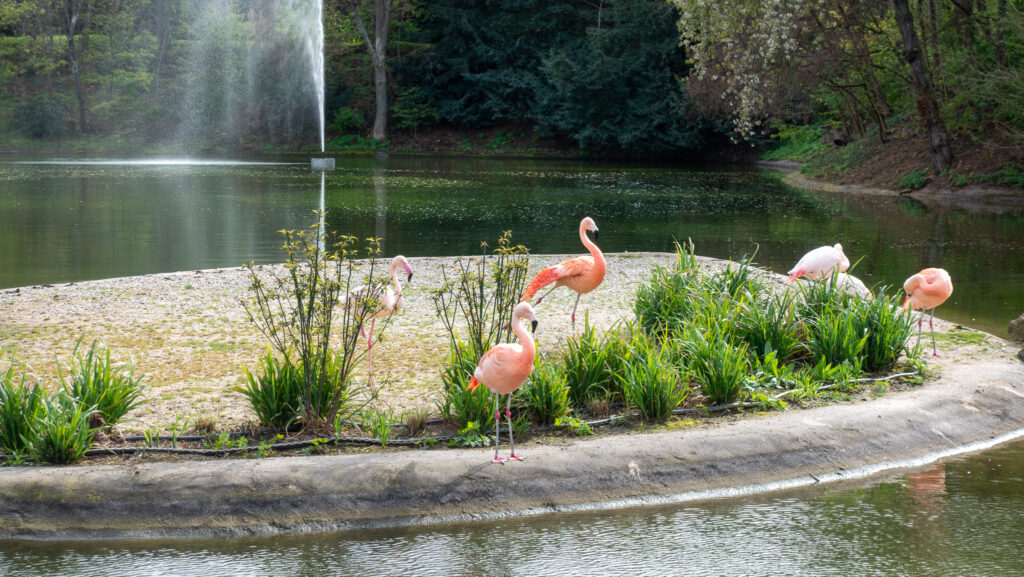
[[787, 243, 850, 283], [468, 302, 538, 464], [338, 255, 413, 388], [902, 267, 953, 356], [521, 217, 605, 331]]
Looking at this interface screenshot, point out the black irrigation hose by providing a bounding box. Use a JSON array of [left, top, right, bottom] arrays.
[[1, 372, 920, 463]]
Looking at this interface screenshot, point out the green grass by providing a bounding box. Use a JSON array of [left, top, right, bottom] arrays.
[[759, 123, 827, 162]]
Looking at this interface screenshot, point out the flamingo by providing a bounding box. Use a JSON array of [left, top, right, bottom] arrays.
[[902, 267, 953, 356], [338, 255, 413, 388], [468, 301, 538, 464], [521, 216, 605, 331], [787, 243, 850, 283]]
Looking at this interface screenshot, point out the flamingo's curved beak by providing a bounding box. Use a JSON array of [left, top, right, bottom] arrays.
[[403, 262, 413, 282], [531, 319, 538, 333], [593, 227, 599, 240]]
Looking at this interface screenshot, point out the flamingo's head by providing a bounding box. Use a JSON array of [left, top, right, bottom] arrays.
[[513, 301, 539, 333], [581, 216, 599, 240], [392, 255, 413, 282], [833, 244, 851, 272]]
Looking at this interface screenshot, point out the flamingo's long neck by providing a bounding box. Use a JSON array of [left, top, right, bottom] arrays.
[[580, 224, 605, 274], [389, 262, 403, 296], [512, 312, 536, 366]]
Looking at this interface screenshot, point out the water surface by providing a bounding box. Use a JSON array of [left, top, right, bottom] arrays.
[[1, 438, 1022, 576], [1, 156, 1021, 335]]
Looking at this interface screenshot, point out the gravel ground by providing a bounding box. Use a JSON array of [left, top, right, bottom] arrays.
[[0, 252, 716, 433]]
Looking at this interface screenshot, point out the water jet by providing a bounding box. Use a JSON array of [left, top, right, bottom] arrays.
[[311, 157, 335, 170]]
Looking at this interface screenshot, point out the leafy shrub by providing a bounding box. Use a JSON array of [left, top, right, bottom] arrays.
[[60, 339, 145, 428], [736, 292, 803, 361], [329, 106, 365, 133], [238, 347, 353, 429], [520, 359, 570, 426], [12, 94, 67, 139], [0, 367, 45, 455], [392, 87, 439, 133], [30, 392, 96, 465], [760, 122, 826, 162], [898, 168, 929, 190], [806, 303, 868, 367], [560, 320, 632, 405]]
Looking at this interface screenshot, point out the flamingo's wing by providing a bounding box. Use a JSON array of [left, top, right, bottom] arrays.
[[473, 344, 523, 390], [521, 256, 594, 301]]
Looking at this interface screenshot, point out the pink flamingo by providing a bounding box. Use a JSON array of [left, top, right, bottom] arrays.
[[521, 216, 605, 331], [787, 243, 850, 283], [902, 267, 953, 356], [468, 301, 538, 464], [338, 255, 413, 388]]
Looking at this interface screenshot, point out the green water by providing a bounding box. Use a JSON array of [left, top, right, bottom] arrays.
[[1, 156, 1022, 335], [1, 438, 1022, 576]]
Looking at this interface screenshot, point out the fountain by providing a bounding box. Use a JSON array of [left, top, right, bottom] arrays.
[[309, 0, 334, 171]]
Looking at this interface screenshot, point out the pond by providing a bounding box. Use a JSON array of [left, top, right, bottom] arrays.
[[1, 437, 1022, 576], [1, 156, 1021, 337]]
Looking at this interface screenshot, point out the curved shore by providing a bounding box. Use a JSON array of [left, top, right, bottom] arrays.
[[2, 319, 1023, 539]]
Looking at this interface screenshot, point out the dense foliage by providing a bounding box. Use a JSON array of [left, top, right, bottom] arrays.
[[1, 0, 1021, 164]]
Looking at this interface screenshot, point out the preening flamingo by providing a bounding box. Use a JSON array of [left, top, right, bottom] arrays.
[[787, 244, 850, 283], [521, 216, 605, 331], [902, 267, 953, 356], [468, 301, 538, 464], [338, 255, 413, 388]]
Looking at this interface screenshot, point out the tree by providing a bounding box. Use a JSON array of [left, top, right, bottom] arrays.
[[351, 0, 392, 140], [53, 0, 89, 134]]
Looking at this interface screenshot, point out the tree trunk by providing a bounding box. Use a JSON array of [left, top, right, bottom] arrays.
[[354, 0, 392, 141], [892, 0, 953, 174], [60, 0, 88, 134]]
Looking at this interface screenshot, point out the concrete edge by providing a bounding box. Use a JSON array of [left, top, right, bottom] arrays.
[[2, 342, 1023, 540]]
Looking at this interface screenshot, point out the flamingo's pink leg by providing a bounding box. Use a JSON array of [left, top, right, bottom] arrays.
[[492, 395, 506, 464], [506, 399, 524, 462], [534, 284, 559, 307]]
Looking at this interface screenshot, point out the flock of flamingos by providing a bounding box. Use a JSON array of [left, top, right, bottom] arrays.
[[349, 217, 954, 463]]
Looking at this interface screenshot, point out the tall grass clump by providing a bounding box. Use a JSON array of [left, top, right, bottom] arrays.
[[634, 241, 701, 336], [433, 232, 530, 428], [243, 215, 386, 429], [559, 319, 633, 405], [849, 287, 918, 371], [683, 328, 750, 404], [0, 366, 45, 455], [437, 339, 495, 430], [736, 292, 803, 362], [60, 339, 145, 428], [618, 335, 688, 421], [30, 392, 97, 465], [520, 358, 571, 426]]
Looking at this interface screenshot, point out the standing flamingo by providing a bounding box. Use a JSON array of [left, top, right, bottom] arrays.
[[468, 301, 538, 464], [787, 243, 850, 283], [902, 267, 953, 356], [521, 216, 605, 331], [338, 255, 413, 388]]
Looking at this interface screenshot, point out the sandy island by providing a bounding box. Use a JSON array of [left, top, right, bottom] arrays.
[[1, 251, 1023, 539]]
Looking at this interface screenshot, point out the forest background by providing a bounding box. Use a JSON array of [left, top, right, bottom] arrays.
[[1, 0, 1021, 192]]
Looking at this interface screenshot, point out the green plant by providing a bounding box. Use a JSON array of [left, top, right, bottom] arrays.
[[634, 241, 702, 336], [329, 106, 365, 133], [29, 392, 97, 465], [555, 415, 593, 436], [760, 122, 826, 162], [364, 406, 396, 447], [457, 138, 473, 152], [559, 319, 632, 405], [806, 303, 868, 367], [392, 87, 439, 134], [520, 359, 570, 426], [243, 217, 385, 429], [168, 414, 191, 449], [684, 328, 750, 405], [447, 421, 491, 448], [0, 366, 45, 455], [848, 288, 918, 372], [899, 168, 929, 190], [485, 130, 516, 149], [59, 338, 146, 428], [618, 336, 689, 421], [737, 292, 803, 362], [437, 339, 495, 431]]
